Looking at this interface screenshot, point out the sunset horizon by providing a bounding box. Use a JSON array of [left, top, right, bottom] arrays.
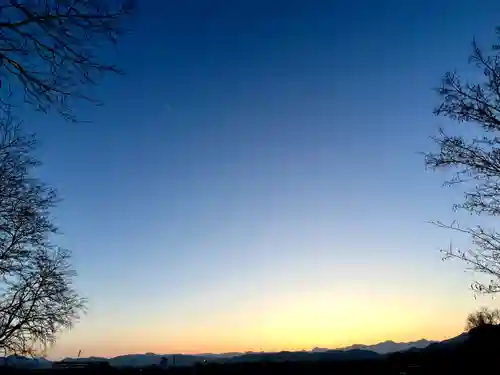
[[49, 328, 464, 360]]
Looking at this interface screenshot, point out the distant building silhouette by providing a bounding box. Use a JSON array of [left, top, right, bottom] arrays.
[[52, 360, 110, 369], [160, 356, 169, 369]]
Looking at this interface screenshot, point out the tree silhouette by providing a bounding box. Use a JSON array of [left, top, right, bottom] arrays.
[[425, 27, 500, 295], [465, 307, 500, 331], [0, 0, 133, 121], [0, 115, 85, 355], [0, 0, 133, 357]]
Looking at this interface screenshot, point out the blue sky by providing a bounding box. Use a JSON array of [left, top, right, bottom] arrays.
[[22, 0, 500, 358]]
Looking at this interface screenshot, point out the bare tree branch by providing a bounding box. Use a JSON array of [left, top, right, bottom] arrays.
[[425, 27, 500, 295], [0, 0, 134, 121], [465, 307, 500, 331], [0, 115, 85, 356]]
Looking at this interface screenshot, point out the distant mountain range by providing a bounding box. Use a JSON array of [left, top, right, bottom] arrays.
[[0, 333, 468, 369], [341, 338, 435, 354]]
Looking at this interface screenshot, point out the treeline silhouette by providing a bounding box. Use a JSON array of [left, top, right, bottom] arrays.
[[2, 324, 498, 375]]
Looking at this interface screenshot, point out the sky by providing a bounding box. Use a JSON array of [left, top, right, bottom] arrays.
[[18, 0, 500, 358]]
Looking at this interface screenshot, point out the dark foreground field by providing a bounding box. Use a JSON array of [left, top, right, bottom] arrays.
[[0, 357, 494, 375], [0, 359, 493, 375]]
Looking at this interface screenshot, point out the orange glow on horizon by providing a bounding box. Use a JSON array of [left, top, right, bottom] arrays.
[[49, 290, 470, 359]]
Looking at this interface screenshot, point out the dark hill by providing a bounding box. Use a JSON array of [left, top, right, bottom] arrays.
[[228, 349, 381, 363]]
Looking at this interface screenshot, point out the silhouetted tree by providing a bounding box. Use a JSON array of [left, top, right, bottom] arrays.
[[0, 115, 85, 355], [0, 0, 133, 121], [465, 307, 500, 331], [425, 27, 500, 294]]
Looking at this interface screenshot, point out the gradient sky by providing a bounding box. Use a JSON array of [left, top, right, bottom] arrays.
[[21, 0, 500, 359]]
